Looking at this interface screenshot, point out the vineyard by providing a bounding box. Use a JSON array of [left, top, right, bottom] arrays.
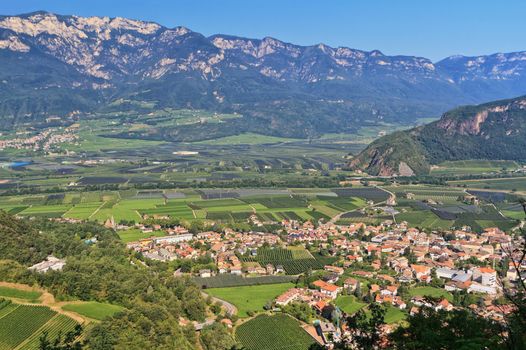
[[193, 275, 296, 288], [0, 304, 56, 350], [244, 248, 323, 275], [0, 301, 78, 350], [20, 315, 78, 350], [236, 314, 315, 350]]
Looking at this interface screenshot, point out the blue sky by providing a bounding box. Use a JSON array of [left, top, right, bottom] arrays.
[[1, 0, 525, 61]]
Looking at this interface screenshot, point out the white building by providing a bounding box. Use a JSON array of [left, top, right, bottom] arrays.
[[29, 256, 66, 273]]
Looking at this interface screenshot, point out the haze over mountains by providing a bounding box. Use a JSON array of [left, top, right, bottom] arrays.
[[1, 11, 526, 139]]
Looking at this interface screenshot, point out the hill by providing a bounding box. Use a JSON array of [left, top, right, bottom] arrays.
[[1, 12, 526, 139], [351, 96, 526, 176]]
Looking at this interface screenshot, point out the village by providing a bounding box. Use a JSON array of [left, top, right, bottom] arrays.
[[0, 125, 78, 153], [120, 213, 525, 345]]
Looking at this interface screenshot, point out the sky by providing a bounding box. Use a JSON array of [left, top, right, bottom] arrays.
[[0, 0, 525, 61]]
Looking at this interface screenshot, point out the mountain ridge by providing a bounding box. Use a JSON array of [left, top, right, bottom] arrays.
[[350, 95, 526, 176], [1, 11, 526, 139]]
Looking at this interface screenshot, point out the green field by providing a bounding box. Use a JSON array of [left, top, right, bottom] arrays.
[[408, 286, 453, 302], [431, 160, 520, 176], [0, 304, 57, 350], [335, 295, 366, 315], [383, 306, 407, 324], [448, 177, 526, 191], [0, 189, 361, 226], [19, 314, 78, 350], [242, 248, 324, 275], [396, 210, 454, 230], [62, 301, 124, 320], [236, 314, 315, 350], [195, 133, 302, 145], [205, 283, 294, 317], [0, 287, 41, 302]]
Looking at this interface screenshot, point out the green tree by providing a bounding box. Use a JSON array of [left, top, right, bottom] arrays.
[[346, 303, 385, 349], [390, 308, 505, 350], [200, 323, 237, 350]]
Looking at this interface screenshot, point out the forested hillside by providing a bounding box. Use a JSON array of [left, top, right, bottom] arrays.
[[0, 211, 221, 349], [351, 95, 526, 176]]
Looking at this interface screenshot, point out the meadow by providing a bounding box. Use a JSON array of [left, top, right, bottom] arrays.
[[0, 286, 41, 302], [205, 283, 294, 317], [62, 301, 125, 321]]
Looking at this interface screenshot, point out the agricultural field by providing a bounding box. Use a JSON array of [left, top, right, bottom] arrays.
[[396, 210, 454, 230], [236, 314, 315, 350], [332, 187, 390, 201], [19, 314, 78, 350], [430, 160, 520, 176], [0, 303, 68, 350], [61, 301, 124, 321], [242, 248, 324, 275], [335, 295, 366, 315], [0, 185, 371, 227], [205, 283, 294, 317], [448, 176, 526, 192], [386, 185, 467, 204], [193, 275, 297, 289]]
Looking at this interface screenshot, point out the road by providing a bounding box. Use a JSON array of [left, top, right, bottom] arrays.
[[201, 292, 237, 316]]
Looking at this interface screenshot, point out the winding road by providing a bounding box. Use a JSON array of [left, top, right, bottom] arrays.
[[201, 292, 237, 316]]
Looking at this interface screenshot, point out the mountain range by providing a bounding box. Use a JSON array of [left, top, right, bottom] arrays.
[[350, 95, 526, 176], [2, 11, 526, 139]]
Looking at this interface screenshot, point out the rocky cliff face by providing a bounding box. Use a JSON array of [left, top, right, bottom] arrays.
[[1, 11, 526, 136], [351, 96, 526, 176]]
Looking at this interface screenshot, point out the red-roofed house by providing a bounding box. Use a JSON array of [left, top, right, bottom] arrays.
[[312, 280, 341, 299]]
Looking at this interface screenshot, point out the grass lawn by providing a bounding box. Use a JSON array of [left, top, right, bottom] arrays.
[[0, 286, 41, 301], [365, 305, 407, 324], [384, 306, 407, 324], [335, 295, 366, 315], [206, 283, 294, 317], [62, 301, 125, 320], [408, 286, 453, 301]]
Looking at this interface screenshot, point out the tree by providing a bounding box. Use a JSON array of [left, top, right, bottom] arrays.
[[346, 303, 385, 349], [39, 325, 83, 350], [200, 323, 237, 350], [282, 302, 316, 322], [389, 308, 505, 350], [354, 282, 362, 299]]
